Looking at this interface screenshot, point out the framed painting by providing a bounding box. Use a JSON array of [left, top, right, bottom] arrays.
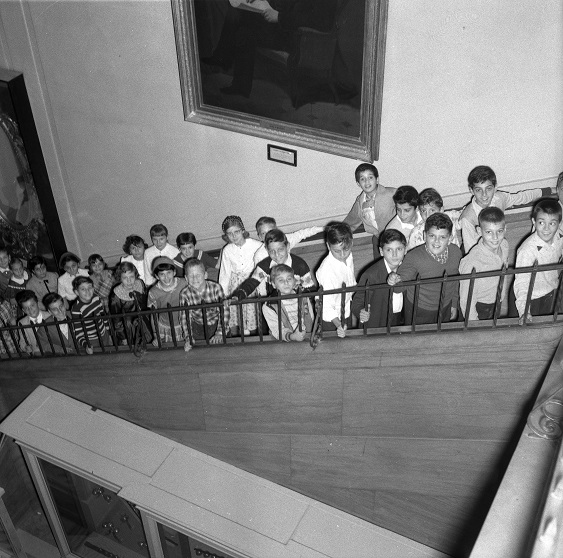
[[0, 69, 66, 270], [171, 0, 388, 161]]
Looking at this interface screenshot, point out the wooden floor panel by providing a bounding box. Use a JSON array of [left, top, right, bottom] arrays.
[[0, 323, 561, 557]]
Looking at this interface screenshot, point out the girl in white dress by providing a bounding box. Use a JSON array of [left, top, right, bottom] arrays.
[[218, 216, 262, 336]]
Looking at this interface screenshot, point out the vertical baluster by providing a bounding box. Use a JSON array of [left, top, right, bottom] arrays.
[[436, 272, 447, 332], [30, 324, 44, 357], [411, 275, 421, 332], [552, 265, 563, 321], [492, 264, 507, 327], [238, 300, 245, 343], [183, 306, 194, 348], [219, 302, 227, 344], [523, 261, 538, 325], [105, 310, 119, 352], [463, 269, 476, 329], [0, 315, 13, 358], [340, 282, 346, 332], [167, 303, 178, 347], [276, 296, 283, 342], [362, 281, 371, 336], [53, 318, 69, 356], [92, 314, 106, 353], [41, 323, 56, 355], [202, 305, 209, 345], [152, 311, 162, 349], [256, 300, 264, 342], [297, 286, 303, 332]]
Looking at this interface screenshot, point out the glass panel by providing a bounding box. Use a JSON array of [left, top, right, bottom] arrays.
[[39, 459, 150, 558], [157, 522, 236, 558], [0, 437, 57, 550]]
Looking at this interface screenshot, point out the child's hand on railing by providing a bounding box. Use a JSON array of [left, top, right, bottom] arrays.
[[210, 334, 223, 344], [289, 328, 306, 342], [336, 325, 347, 338], [85, 345, 94, 355], [387, 272, 401, 286], [450, 307, 458, 321], [359, 304, 371, 323], [519, 313, 533, 326], [184, 340, 193, 352]]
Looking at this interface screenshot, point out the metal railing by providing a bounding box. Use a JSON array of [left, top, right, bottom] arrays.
[[2, 261, 563, 359]]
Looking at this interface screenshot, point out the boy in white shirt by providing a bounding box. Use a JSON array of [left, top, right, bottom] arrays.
[[143, 224, 180, 286], [315, 222, 356, 338]]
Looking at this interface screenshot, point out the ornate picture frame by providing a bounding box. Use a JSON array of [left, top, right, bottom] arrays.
[[171, 0, 388, 161], [0, 69, 66, 268]]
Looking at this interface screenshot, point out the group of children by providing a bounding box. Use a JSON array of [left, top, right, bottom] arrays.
[[1, 164, 563, 355]]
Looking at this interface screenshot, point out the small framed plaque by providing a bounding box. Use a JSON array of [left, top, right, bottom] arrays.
[[267, 144, 297, 167]]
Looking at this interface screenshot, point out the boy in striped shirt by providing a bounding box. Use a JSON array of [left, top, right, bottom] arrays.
[[71, 276, 108, 354]]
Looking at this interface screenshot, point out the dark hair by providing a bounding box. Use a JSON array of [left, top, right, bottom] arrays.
[[379, 228, 407, 248], [393, 185, 419, 208], [532, 198, 563, 222], [468, 166, 497, 189], [556, 171, 563, 191], [150, 224, 168, 238], [425, 213, 453, 234], [28, 255, 47, 271], [0, 247, 9, 257], [264, 228, 288, 248], [43, 292, 64, 309], [270, 264, 294, 283], [418, 188, 443, 209], [479, 207, 505, 226], [115, 261, 138, 279], [184, 258, 206, 274], [16, 290, 38, 307], [355, 163, 378, 183], [59, 252, 80, 270], [87, 254, 106, 271], [153, 262, 176, 275], [176, 232, 197, 248], [72, 275, 94, 290], [9, 257, 23, 269], [122, 235, 148, 254], [255, 216, 276, 231], [325, 221, 353, 248]]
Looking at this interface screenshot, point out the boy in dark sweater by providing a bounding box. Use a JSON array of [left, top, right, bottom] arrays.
[[231, 229, 314, 300], [388, 213, 461, 325]]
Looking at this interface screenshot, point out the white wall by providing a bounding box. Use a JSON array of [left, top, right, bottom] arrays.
[[0, 0, 561, 260]]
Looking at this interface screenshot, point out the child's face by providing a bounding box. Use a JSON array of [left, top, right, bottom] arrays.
[[328, 241, 352, 263], [0, 251, 9, 269], [187, 266, 207, 291], [478, 220, 506, 252], [33, 263, 47, 279], [10, 262, 24, 279], [90, 259, 104, 274], [180, 243, 196, 259], [424, 226, 450, 256], [48, 299, 67, 320], [356, 170, 378, 195], [129, 243, 145, 261], [120, 270, 136, 290], [258, 224, 275, 242], [273, 271, 296, 295], [64, 261, 79, 276], [471, 180, 496, 209], [21, 299, 40, 319], [533, 211, 561, 244], [395, 203, 417, 224], [267, 241, 289, 265], [226, 226, 245, 247], [419, 203, 441, 222], [157, 269, 175, 287], [74, 282, 94, 304], [379, 240, 406, 270], [152, 234, 168, 251]]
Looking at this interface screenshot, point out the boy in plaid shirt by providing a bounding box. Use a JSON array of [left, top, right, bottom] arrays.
[[180, 259, 229, 351]]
